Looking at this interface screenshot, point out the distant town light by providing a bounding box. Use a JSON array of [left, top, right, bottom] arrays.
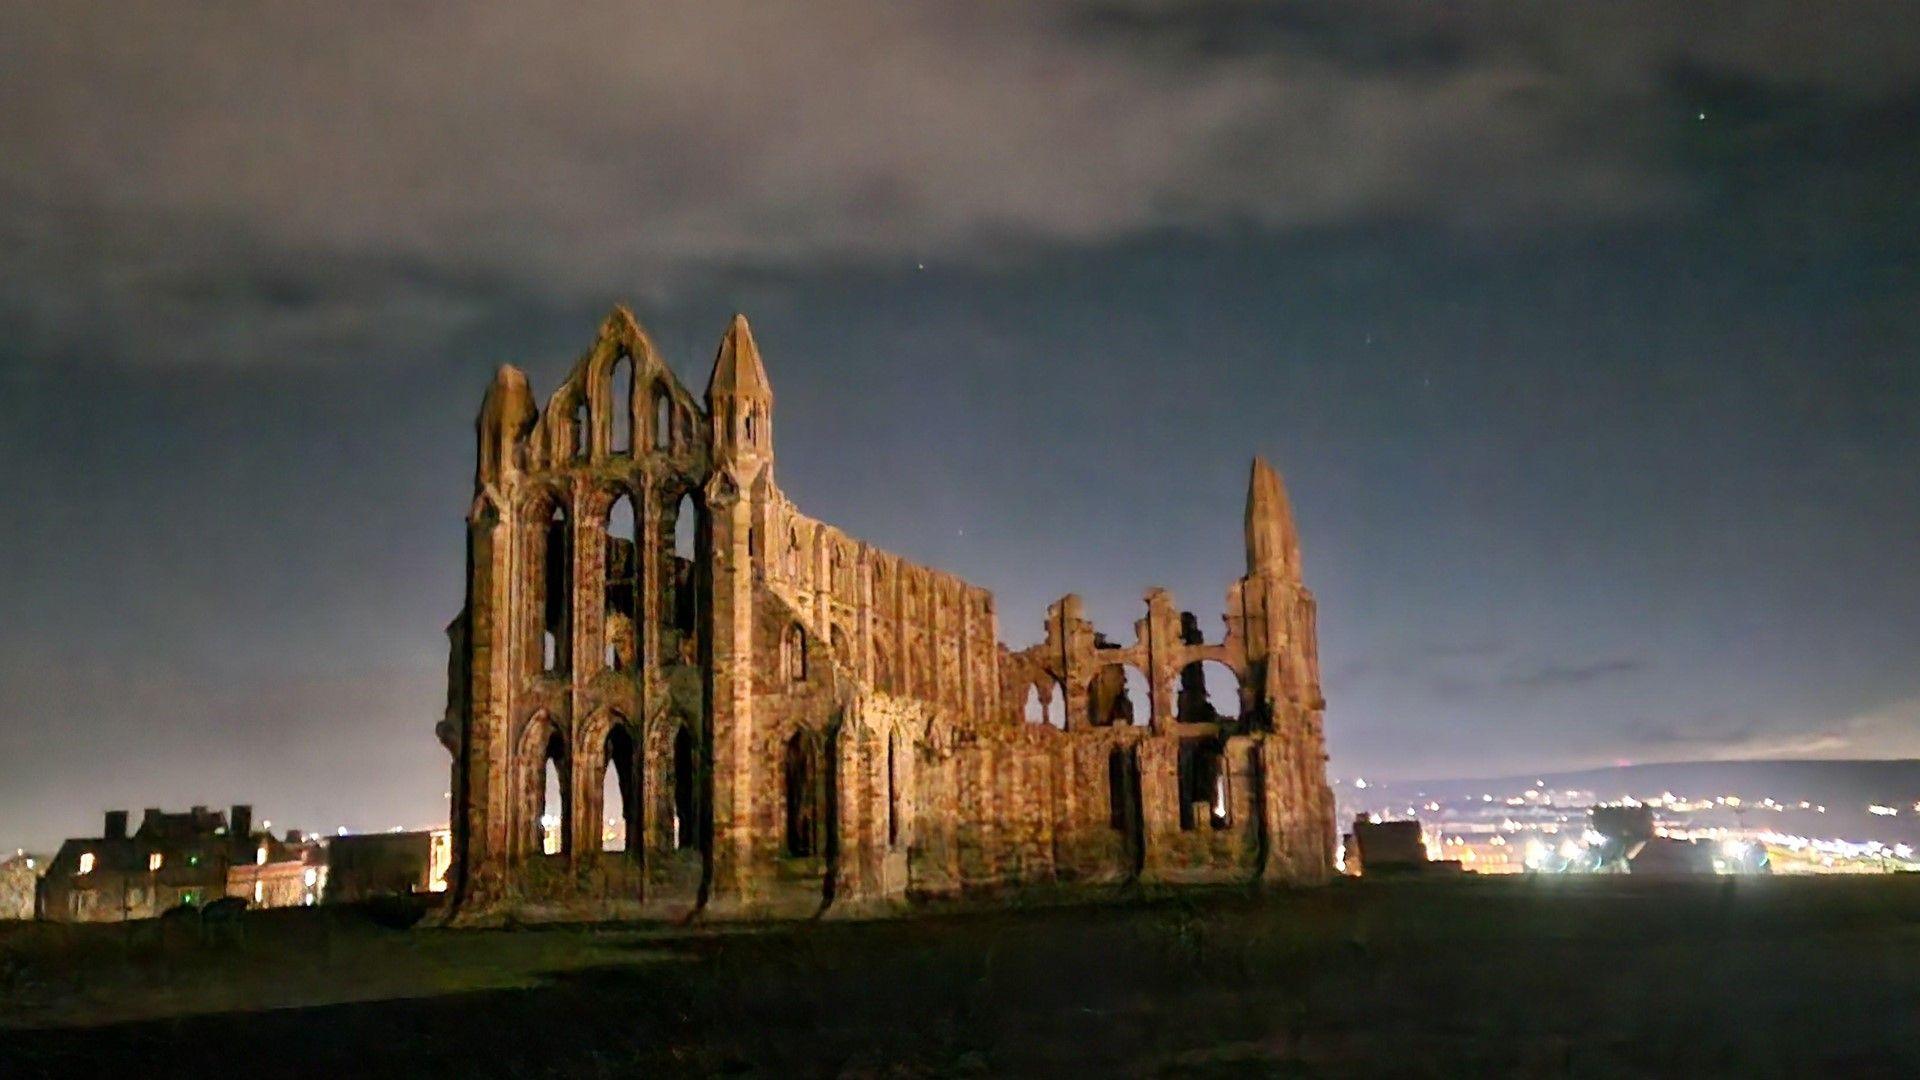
[[256, 845, 268, 865], [1869, 804, 1898, 817]]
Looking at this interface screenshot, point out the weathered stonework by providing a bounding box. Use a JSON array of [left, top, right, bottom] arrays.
[[439, 308, 1336, 924]]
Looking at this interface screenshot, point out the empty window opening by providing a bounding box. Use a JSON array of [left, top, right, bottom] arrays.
[[1086, 663, 1137, 727], [784, 731, 819, 857], [543, 502, 570, 675], [1178, 658, 1242, 724], [672, 725, 696, 850], [786, 528, 802, 579], [653, 385, 672, 450], [605, 495, 638, 672], [540, 734, 568, 855], [887, 731, 901, 848], [1043, 682, 1067, 729], [611, 355, 634, 454], [1108, 747, 1139, 831], [601, 724, 636, 853], [745, 409, 756, 444], [1022, 685, 1044, 725], [785, 623, 809, 681], [1177, 739, 1229, 831], [573, 398, 589, 460], [673, 493, 696, 562], [1125, 666, 1152, 726]]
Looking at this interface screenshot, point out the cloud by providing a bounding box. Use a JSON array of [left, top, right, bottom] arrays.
[[1504, 658, 1645, 691], [4, 1, 1916, 367], [1619, 696, 1920, 761]]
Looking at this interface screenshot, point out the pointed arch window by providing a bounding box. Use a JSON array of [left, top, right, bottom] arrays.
[[784, 731, 820, 857], [653, 384, 672, 451], [601, 723, 636, 853], [539, 731, 569, 855], [541, 501, 570, 675], [785, 623, 808, 682], [611, 354, 635, 454]]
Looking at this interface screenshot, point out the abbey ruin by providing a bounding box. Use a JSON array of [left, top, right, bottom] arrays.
[[437, 308, 1335, 922]]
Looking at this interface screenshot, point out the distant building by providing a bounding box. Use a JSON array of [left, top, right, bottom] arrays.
[[325, 829, 452, 903], [225, 829, 327, 909], [1, 851, 43, 920], [1626, 836, 1717, 876], [1346, 816, 1461, 876], [39, 805, 308, 922]]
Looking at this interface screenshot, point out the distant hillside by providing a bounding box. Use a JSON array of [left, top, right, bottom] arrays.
[[1343, 759, 1920, 846]]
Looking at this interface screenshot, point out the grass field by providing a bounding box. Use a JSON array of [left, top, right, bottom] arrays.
[[4, 875, 1920, 1076]]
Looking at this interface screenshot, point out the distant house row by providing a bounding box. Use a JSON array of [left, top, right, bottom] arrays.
[[8, 805, 451, 922]]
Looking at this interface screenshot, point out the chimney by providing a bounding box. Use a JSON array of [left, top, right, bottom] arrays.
[[284, 829, 304, 844], [103, 810, 128, 840], [230, 804, 253, 840], [142, 808, 162, 833]]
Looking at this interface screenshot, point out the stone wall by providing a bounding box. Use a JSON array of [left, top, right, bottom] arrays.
[[441, 308, 1335, 925]]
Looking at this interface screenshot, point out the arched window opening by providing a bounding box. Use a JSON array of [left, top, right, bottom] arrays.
[[611, 355, 634, 454], [745, 409, 756, 444], [573, 398, 589, 461], [1177, 739, 1229, 831], [1086, 663, 1136, 726], [786, 528, 802, 580], [785, 623, 809, 682], [1125, 666, 1152, 726], [748, 524, 760, 560], [673, 493, 696, 563], [672, 725, 696, 850], [886, 731, 901, 848], [653, 385, 671, 451], [1177, 659, 1243, 724], [605, 494, 638, 672], [542, 502, 570, 675], [540, 733, 567, 855], [601, 724, 636, 853], [784, 731, 818, 857], [1022, 684, 1044, 725], [1043, 682, 1067, 729], [668, 493, 698, 649]]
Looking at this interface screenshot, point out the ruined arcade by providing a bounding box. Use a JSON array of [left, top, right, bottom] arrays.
[[437, 308, 1336, 923]]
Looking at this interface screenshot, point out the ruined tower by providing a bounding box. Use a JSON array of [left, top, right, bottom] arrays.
[[439, 308, 1335, 924]]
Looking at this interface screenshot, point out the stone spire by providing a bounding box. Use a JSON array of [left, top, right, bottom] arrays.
[[476, 364, 535, 486], [1244, 456, 1299, 578], [705, 314, 772, 402], [706, 314, 773, 469]]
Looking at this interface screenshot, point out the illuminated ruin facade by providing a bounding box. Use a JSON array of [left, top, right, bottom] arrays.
[[438, 308, 1335, 922]]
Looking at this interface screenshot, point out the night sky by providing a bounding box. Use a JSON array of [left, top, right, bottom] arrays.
[[3, 4, 1917, 851]]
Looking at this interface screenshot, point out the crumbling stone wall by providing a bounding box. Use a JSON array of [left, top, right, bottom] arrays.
[[441, 307, 1335, 925]]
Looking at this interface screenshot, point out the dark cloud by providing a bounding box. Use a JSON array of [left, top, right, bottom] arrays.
[[4, 2, 1915, 368]]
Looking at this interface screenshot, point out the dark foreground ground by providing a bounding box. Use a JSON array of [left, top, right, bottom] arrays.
[[4, 875, 1920, 1077]]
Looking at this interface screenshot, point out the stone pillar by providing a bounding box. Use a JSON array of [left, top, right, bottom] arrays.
[[705, 475, 755, 911]]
